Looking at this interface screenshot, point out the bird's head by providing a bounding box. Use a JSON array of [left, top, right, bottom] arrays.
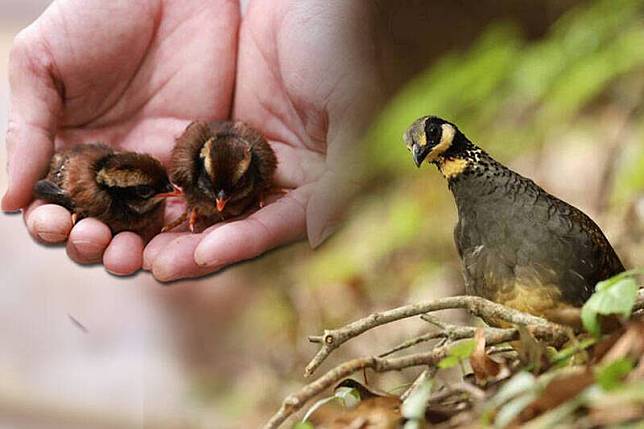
[[95, 152, 174, 214], [198, 131, 253, 213], [404, 116, 461, 168]]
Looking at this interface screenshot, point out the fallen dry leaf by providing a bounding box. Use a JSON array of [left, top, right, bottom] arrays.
[[470, 328, 509, 386]]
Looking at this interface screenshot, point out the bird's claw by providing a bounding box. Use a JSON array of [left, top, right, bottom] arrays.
[[188, 209, 198, 233]]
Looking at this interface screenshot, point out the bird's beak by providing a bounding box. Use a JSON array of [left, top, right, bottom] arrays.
[[156, 185, 183, 199], [215, 191, 228, 212], [411, 143, 427, 168]]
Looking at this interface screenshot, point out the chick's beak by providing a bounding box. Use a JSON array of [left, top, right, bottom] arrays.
[[215, 191, 228, 212], [156, 184, 183, 199]]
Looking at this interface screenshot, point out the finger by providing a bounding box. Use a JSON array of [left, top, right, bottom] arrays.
[[143, 220, 231, 273], [151, 234, 213, 282], [2, 28, 62, 211], [66, 218, 112, 264], [306, 170, 357, 248], [142, 232, 185, 271], [103, 232, 144, 276], [25, 203, 73, 243], [193, 185, 312, 270]]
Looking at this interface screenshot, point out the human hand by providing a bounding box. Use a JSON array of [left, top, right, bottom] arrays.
[[3, 0, 239, 275], [143, 0, 383, 281]]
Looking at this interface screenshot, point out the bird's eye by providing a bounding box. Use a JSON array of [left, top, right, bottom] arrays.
[[134, 185, 154, 199], [426, 124, 440, 140]]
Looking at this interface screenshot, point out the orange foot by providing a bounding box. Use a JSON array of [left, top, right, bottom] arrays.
[[188, 208, 199, 233]]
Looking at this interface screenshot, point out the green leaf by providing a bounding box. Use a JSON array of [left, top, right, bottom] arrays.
[[437, 339, 475, 368], [595, 358, 635, 391], [581, 273, 639, 336], [450, 339, 476, 358], [548, 338, 596, 367], [437, 355, 460, 369], [293, 422, 315, 429]]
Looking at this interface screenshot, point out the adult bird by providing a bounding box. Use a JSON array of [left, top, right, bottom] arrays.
[[404, 116, 625, 318]]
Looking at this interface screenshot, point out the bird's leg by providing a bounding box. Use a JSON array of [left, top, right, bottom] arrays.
[[71, 212, 79, 226], [162, 211, 188, 233], [188, 208, 199, 233]]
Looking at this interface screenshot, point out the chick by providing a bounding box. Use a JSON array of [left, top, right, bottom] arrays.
[[165, 120, 277, 232], [404, 116, 624, 318], [34, 143, 174, 236]]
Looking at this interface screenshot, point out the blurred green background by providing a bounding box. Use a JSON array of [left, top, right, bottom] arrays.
[[0, 0, 642, 428], [230, 0, 644, 424]]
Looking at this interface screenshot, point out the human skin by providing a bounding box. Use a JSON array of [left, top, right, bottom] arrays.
[[3, 0, 382, 280]]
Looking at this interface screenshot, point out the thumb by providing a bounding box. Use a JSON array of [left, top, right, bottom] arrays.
[[2, 27, 61, 211], [306, 113, 367, 248], [306, 169, 359, 248]]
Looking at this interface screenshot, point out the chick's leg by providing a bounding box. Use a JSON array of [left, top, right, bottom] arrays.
[[188, 208, 199, 233]]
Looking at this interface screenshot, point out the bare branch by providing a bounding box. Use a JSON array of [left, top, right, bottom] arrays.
[[263, 327, 528, 429], [379, 319, 511, 358], [304, 295, 566, 377]]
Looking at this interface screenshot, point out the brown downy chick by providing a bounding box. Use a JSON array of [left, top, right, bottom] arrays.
[[34, 143, 174, 236], [166, 120, 277, 232]]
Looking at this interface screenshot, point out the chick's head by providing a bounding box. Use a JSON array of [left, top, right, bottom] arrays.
[[95, 152, 173, 214], [198, 133, 253, 212]]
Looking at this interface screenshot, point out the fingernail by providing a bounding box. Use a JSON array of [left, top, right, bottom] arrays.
[[70, 239, 104, 257], [194, 244, 221, 267], [35, 230, 68, 242], [195, 255, 221, 268], [106, 267, 138, 277], [193, 233, 224, 267], [152, 264, 177, 282]]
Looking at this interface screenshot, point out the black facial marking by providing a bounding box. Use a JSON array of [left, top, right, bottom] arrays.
[[424, 120, 442, 146]]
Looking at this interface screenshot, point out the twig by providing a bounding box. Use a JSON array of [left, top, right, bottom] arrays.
[[305, 295, 565, 377], [264, 328, 518, 429], [400, 367, 436, 402], [378, 332, 445, 358], [379, 319, 509, 358], [264, 324, 569, 429]]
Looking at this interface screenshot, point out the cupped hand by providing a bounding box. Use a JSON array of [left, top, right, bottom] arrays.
[[3, 0, 239, 275], [143, 0, 383, 281]]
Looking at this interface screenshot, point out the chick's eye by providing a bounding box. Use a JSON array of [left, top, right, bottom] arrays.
[[135, 185, 154, 199]]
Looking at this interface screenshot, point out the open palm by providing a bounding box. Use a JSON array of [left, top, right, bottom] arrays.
[[142, 0, 382, 281], [3, 0, 239, 274], [4, 0, 382, 281]]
